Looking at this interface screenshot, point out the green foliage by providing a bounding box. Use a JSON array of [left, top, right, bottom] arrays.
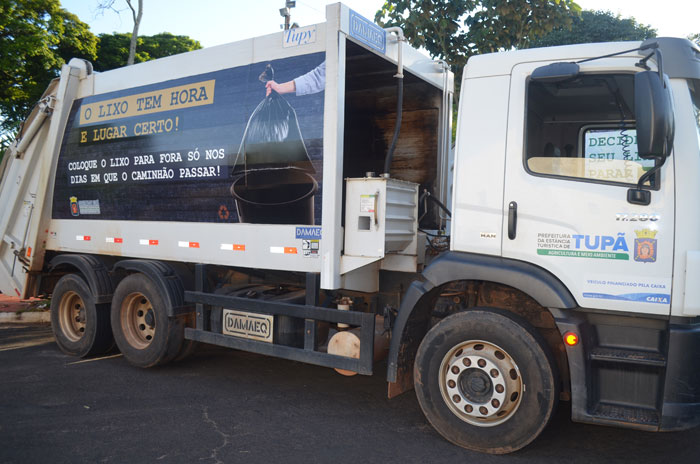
[[0, 0, 97, 148], [375, 0, 580, 81], [690, 33, 700, 46], [93, 33, 131, 72], [93, 32, 203, 72], [529, 10, 656, 48]]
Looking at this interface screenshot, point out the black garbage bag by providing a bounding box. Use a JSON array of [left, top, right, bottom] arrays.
[[234, 64, 314, 173], [231, 64, 318, 225]]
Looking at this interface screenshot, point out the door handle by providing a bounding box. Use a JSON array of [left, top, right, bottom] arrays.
[[508, 201, 517, 240]]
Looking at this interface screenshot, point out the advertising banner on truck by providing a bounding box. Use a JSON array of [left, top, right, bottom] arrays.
[[52, 52, 325, 225]]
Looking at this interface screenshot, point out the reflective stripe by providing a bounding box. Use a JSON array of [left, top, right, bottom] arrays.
[[220, 244, 245, 251], [270, 246, 297, 254]]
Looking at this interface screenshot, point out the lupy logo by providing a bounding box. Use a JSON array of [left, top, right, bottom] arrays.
[[283, 26, 316, 47]]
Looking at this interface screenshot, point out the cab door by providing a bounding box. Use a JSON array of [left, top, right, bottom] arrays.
[[501, 61, 675, 316]]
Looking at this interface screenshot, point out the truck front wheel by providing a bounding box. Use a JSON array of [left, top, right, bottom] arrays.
[[50, 274, 113, 357], [414, 307, 558, 454], [111, 273, 184, 367]]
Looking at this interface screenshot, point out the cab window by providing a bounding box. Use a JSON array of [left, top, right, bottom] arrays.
[[525, 73, 655, 187]]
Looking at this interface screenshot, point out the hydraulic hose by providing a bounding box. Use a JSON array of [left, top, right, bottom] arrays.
[[383, 27, 405, 176], [383, 78, 403, 175], [419, 189, 452, 218]]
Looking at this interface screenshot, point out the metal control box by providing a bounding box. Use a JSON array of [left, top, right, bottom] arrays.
[[344, 176, 418, 258]]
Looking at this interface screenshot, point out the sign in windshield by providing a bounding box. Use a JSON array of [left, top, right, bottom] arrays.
[[583, 128, 654, 184]]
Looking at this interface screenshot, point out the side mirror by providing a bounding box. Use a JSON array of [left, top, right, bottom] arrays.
[[628, 70, 675, 206], [634, 70, 674, 158]]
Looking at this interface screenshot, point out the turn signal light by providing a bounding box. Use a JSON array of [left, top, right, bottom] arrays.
[[564, 332, 579, 346]]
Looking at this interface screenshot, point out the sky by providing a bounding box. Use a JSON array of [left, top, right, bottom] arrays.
[[59, 0, 699, 49]]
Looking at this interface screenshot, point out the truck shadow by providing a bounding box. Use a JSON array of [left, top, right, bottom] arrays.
[[170, 345, 699, 463]]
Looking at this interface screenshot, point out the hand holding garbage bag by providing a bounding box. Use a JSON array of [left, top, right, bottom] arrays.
[[234, 64, 315, 172], [265, 80, 295, 96], [265, 61, 326, 97], [231, 63, 319, 225]]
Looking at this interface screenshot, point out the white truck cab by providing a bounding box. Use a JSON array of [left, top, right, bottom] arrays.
[[402, 37, 700, 448], [454, 38, 699, 319]]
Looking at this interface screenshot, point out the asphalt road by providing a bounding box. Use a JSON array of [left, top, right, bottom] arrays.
[[1, 323, 698, 464]]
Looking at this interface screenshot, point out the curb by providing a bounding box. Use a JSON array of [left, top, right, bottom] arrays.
[[0, 311, 51, 324]]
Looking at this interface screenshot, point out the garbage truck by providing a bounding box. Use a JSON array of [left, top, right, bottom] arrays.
[[1, 2, 699, 454]]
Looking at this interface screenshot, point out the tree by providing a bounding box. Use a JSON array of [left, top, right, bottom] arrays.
[[96, 0, 143, 66], [529, 10, 656, 48], [93, 32, 203, 72], [0, 0, 97, 150], [690, 33, 700, 46], [375, 0, 580, 81]]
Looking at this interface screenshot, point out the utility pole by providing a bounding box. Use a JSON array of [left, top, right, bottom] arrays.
[[280, 1, 296, 30]]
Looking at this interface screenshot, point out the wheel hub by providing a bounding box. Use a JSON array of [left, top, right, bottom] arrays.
[[120, 293, 156, 349], [144, 309, 155, 327], [459, 368, 493, 403], [439, 340, 523, 427]]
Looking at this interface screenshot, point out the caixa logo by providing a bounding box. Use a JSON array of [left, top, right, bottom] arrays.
[[646, 295, 669, 304], [572, 233, 628, 252]]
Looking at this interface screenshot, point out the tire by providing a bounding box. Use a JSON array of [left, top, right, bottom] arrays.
[[50, 274, 113, 357], [414, 307, 559, 454], [173, 338, 199, 362], [110, 273, 184, 368], [173, 313, 198, 362]]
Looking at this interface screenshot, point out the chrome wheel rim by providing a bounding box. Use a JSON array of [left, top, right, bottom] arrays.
[[439, 340, 523, 427]]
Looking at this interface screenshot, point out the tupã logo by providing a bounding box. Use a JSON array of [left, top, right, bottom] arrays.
[[634, 229, 657, 263], [70, 196, 79, 216]]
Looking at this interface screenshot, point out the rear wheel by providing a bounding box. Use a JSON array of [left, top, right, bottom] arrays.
[[173, 337, 199, 362], [414, 307, 558, 454], [173, 313, 198, 362], [50, 274, 113, 357], [111, 273, 184, 367]]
